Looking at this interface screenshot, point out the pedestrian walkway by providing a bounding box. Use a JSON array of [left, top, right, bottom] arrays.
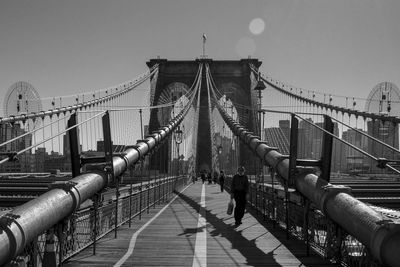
[[64, 182, 337, 266]]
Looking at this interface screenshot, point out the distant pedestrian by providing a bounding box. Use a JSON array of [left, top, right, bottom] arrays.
[[207, 171, 212, 184], [191, 171, 196, 184], [219, 170, 225, 192], [230, 166, 249, 226], [213, 171, 218, 184], [201, 171, 206, 184]]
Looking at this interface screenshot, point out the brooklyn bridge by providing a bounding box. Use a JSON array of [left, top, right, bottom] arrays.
[[0, 58, 399, 267]]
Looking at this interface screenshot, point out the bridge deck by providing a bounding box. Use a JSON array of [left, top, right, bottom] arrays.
[[64, 182, 337, 267]]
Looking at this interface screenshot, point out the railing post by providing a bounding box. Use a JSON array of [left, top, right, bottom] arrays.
[[147, 158, 150, 214], [67, 113, 81, 177], [57, 222, 66, 266], [255, 177, 258, 215], [42, 229, 57, 267], [326, 221, 343, 261], [284, 178, 290, 240], [262, 174, 266, 221], [321, 115, 334, 182], [163, 175, 166, 203], [129, 167, 133, 228], [153, 158, 157, 209], [32, 238, 39, 267], [114, 177, 120, 238], [260, 158, 265, 220], [102, 111, 115, 185], [156, 148, 161, 205], [289, 114, 298, 186], [303, 198, 310, 257], [270, 167, 276, 228], [101, 111, 118, 238], [255, 158, 258, 215], [139, 160, 143, 220], [92, 193, 99, 255]]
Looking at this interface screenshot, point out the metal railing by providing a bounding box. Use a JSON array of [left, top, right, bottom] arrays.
[[9, 176, 187, 266], [224, 176, 383, 267], [214, 97, 400, 267], [0, 63, 202, 266]]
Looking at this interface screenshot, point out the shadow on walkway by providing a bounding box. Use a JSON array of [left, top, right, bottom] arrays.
[[174, 188, 338, 267], [175, 190, 283, 267]]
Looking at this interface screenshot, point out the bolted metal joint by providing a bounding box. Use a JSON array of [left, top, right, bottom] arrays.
[[370, 220, 400, 266], [0, 151, 18, 162], [272, 155, 289, 171], [0, 213, 21, 233], [49, 181, 80, 212], [321, 184, 352, 194], [319, 184, 352, 214], [104, 165, 113, 174], [376, 158, 388, 169], [48, 181, 78, 193], [291, 166, 316, 187]]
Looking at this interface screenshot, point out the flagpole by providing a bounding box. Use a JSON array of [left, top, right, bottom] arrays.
[[202, 33, 206, 58]]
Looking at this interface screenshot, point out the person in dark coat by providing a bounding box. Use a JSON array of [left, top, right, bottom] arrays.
[[219, 170, 225, 192], [230, 166, 249, 226], [213, 171, 218, 184], [207, 171, 212, 184], [201, 171, 206, 184]]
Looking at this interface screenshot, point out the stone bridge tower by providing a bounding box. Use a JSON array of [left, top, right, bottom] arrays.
[[146, 58, 262, 175]]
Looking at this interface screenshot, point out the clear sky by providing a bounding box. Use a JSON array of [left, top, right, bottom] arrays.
[[1, 0, 400, 116]]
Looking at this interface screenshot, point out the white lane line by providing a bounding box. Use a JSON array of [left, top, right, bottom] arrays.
[[192, 183, 207, 267], [113, 184, 191, 267]]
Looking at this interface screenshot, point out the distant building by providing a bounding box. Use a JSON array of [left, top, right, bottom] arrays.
[[367, 120, 399, 155], [34, 147, 47, 172], [0, 123, 32, 172], [44, 153, 71, 172], [342, 128, 368, 172], [366, 120, 399, 172], [275, 118, 343, 173], [279, 120, 290, 141], [97, 140, 125, 153]]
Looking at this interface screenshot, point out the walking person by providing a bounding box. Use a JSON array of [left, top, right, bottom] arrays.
[[201, 171, 206, 184], [207, 171, 212, 184], [219, 170, 225, 192], [191, 171, 196, 184], [230, 166, 249, 226], [213, 171, 218, 184]]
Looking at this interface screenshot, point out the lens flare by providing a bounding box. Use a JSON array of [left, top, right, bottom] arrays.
[[249, 18, 265, 35]]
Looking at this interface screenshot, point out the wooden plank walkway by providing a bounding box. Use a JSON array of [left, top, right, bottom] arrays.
[[64, 182, 338, 267]]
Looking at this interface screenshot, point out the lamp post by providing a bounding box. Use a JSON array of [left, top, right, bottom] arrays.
[[254, 72, 266, 138], [254, 73, 266, 177], [174, 126, 183, 176], [217, 145, 223, 171]]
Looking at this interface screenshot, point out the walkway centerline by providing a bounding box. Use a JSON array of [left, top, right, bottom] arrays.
[[192, 183, 207, 267]]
